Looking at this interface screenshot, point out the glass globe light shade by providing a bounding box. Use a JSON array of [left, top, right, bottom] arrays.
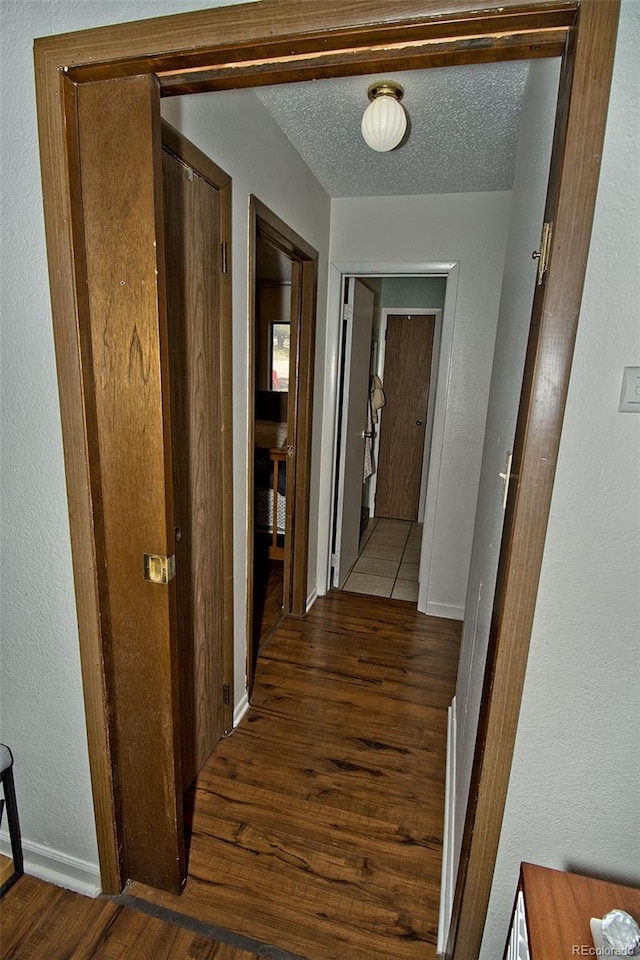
[[361, 93, 407, 152]]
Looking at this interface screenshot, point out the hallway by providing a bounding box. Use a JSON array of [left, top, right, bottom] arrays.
[[343, 518, 423, 602], [127, 591, 461, 960]]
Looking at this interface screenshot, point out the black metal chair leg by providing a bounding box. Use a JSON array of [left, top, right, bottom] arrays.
[[0, 747, 24, 897]]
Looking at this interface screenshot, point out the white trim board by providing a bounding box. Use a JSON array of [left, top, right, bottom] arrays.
[[437, 697, 457, 955], [425, 601, 465, 621], [0, 833, 101, 897], [233, 690, 250, 728], [316, 260, 459, 613]]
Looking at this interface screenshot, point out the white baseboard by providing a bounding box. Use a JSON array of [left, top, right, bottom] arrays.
[[233, 690, 250, 728], [437, 696, 457, 956], [0, 834, 101, 898], [426, 601, 464, 621], [306, 586, 318, 611]]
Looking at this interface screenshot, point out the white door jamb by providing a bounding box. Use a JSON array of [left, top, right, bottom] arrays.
[[317, 260, 460, 611]]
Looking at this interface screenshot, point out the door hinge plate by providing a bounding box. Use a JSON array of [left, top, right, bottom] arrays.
[[330, 553, 338, 569], [223, 683, 231, 705], [144, 553, 176, 584], [533, 220, 553, 285], [221, 241, 228, 274]]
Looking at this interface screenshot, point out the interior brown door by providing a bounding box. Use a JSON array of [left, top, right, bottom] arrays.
[[161, 125, 233, 793], [73, 76, 185, 893], [375, 313, 435, 520]]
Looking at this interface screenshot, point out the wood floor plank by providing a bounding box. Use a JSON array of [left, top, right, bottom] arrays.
[[196, 713, 446, 826], [0, 875, 261, 960], [130, 592, 461, 960], [1, 876, 118, 960], [0, 855, 16, 889]]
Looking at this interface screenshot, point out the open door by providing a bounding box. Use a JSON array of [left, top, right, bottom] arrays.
[[333, 278, 376, 587], [161, 122, 234, 794], [71, 76, 185, 892]]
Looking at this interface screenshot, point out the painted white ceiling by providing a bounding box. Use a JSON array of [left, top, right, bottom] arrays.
[[255, 61, 531, 197]]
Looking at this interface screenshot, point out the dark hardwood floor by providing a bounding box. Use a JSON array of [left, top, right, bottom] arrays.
[[0, 873, 261, 959], [128, 591, 461, 960], [254, 557, 285, 652]]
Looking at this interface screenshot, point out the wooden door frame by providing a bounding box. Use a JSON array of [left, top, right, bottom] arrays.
[[34, 1, 620, 955], [247, 196, 318, 693]]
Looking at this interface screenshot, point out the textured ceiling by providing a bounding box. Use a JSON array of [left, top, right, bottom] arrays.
[[255, 62, 531, 197]]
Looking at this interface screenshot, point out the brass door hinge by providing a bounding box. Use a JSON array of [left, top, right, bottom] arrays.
[[144, 553, 176, 584], [532, 221, 553, 286]]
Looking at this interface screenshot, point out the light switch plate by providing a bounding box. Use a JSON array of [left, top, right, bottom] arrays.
[[619, 366, 640, 412]]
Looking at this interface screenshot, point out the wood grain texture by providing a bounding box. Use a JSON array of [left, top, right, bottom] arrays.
[[43, 76, 122, 893], [448, 3, 621, 958], [376, 315, 435, 521], [515, 863, 640, 960], [253, 559, 285, 653], [76, 75, 184, 893], [128, 591, 461, 960], [162, 130, 234, 790], [0, 874, 262, 960], [159, 30, 568, 97], [54, 1, 576, 83], [32, 0, 615, 938], [0, 854, 15, 889]]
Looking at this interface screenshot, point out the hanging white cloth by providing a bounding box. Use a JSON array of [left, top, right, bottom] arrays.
[[363, 399, 374, 481], [370, 374, 386, 422]]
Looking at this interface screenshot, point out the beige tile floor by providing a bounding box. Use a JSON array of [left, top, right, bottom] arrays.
[[343, 518, 422, 602]]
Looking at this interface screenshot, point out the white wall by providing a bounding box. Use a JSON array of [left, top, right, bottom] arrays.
[[453, 58, 561, 875], [329, 194, 511, 615], [161, 91, 330, 711], [479, 2, 640, 955], [380, 276, 446, 309], [0, 0, 258, 892]]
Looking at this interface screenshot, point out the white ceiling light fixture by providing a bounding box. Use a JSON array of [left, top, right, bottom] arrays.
[[361, 80, 407, 152]]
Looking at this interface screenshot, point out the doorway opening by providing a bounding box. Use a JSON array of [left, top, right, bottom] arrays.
[[34, 4, 620, 957], [325, 264, 458, 615], [246, 197, 318, 696], [332, 275, 445, 603]]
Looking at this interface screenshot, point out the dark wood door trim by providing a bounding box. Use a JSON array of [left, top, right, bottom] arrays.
[[447, 3, 620, 957], [34, 3, 619, 953], [247, 197, 318, 694]]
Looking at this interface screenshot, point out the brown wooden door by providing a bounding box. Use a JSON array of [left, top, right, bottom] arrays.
[[162, 133, 232, 793], [75, 76, 185, 893], [375, 314, 435, 520]]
